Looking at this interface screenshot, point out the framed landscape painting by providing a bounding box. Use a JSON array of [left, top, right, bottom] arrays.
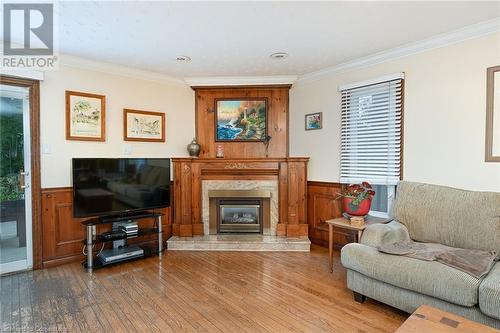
[[305, 112, 323, 130], [215, 98, 267, 141], [66, 91, 106, 141], [124, 109, 165, 142]]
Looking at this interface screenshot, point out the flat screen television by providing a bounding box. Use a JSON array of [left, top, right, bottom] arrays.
[[72, 158, 170, 218]]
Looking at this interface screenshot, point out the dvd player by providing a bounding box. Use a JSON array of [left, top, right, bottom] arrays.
[[97, 246, 144, 264]]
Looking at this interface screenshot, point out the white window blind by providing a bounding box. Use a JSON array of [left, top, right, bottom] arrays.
[[340, 77, 403, 186]]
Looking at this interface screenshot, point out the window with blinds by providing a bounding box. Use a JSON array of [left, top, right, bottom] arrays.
[[340, 75, 403, 186]]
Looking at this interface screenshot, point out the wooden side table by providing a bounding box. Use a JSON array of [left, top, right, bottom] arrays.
[[326, 215, 390, 273], [396, 305, 500, 333]]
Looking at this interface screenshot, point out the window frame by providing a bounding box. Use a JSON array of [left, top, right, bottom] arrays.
[[339, 73, 404, 218], [369, 185, 396, 218]]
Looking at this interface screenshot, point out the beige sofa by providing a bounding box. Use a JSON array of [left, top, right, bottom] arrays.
[[341, 181, 500, 329]]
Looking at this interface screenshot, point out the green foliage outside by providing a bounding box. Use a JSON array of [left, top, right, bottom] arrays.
[[0, 97, 24, 202], [0, 175, 22, 201]]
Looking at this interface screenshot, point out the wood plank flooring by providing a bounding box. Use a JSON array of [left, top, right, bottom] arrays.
[[1, 245, 407, 332]]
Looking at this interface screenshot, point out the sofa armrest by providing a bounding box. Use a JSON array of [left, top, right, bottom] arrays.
[[479, 262, 500, 320], [360, 220, 410, 248]]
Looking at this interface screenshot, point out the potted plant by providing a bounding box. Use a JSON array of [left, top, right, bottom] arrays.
[[338, 182, 375, 216]]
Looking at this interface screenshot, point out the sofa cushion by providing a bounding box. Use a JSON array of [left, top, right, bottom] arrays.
[[341, 243, 480, 307], [392, 181, 500, 253], [479, 262, 500, 320]]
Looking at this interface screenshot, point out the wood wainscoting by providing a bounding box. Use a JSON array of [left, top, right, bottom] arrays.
[[40, 187, 171, 268], [307, 181, 356, 248]]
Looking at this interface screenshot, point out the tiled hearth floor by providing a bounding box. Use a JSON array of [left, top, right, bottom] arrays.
[[167, 235, 311, 251]]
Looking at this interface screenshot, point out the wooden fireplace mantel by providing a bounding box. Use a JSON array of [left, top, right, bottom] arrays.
[[172, 157, 309, 238]]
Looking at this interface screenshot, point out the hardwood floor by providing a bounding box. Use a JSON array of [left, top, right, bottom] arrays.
[[1, 245, 407, 332]]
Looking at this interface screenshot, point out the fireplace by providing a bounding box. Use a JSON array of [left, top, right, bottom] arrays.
[[217, 199, 262, 233], [208, 190, 271, 235]]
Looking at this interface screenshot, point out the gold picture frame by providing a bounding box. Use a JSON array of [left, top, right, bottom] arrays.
[[66, 91, 106, 141]]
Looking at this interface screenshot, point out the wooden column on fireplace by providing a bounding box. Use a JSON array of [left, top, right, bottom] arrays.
[[172, 157, 309, 238]]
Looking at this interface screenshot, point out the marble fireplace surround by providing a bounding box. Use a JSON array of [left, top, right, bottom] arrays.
[[202, 180, 279, 236]]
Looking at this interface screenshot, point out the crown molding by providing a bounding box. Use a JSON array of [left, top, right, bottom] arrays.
[[297, 17, 500, 84], [184, 75, 298, 87], [338, 72, 405, 92], [60, 54, 187, 86], [60, 55, 297, 87], [1, 69, 44, 81]]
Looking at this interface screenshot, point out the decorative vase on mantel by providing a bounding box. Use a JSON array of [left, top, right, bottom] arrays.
[[187, 138, 201, 157]]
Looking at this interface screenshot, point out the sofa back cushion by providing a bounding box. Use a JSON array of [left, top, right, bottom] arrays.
[[392, 181, 500, 253]]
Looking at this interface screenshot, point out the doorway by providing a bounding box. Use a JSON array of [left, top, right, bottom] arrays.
[[0, 76, 41, 274]]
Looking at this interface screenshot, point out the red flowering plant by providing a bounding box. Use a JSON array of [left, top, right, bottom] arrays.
[[337, 182, 376, 215]]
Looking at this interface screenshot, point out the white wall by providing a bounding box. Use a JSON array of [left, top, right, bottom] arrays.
[[40, 65, 194, 188], [290, 32, 500, 191]]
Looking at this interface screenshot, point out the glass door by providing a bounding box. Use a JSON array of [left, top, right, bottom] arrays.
[[0, 84, 33, 274]]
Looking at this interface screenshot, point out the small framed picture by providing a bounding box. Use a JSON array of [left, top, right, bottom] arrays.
[[305, 112, 323, 130], [124, 109, 165, 142], [66, 90, 106, 141]]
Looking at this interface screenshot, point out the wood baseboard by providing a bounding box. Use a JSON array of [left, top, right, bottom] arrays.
[[43, 254, 85, 269]]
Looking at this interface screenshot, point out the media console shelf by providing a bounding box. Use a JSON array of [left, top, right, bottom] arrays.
[[80, 211, 164, 271]]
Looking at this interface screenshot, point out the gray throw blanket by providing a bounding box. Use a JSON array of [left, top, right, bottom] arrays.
[[378, 240, 498, 279]]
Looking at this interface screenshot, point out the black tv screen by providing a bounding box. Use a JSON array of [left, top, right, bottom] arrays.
[[72, 158, 170, 217]]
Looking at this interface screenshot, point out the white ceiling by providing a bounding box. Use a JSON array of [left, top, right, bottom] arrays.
[[53, 1, 500, 78]]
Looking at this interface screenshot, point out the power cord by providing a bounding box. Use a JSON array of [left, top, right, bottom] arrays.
[[82, 243, 105, 256]]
